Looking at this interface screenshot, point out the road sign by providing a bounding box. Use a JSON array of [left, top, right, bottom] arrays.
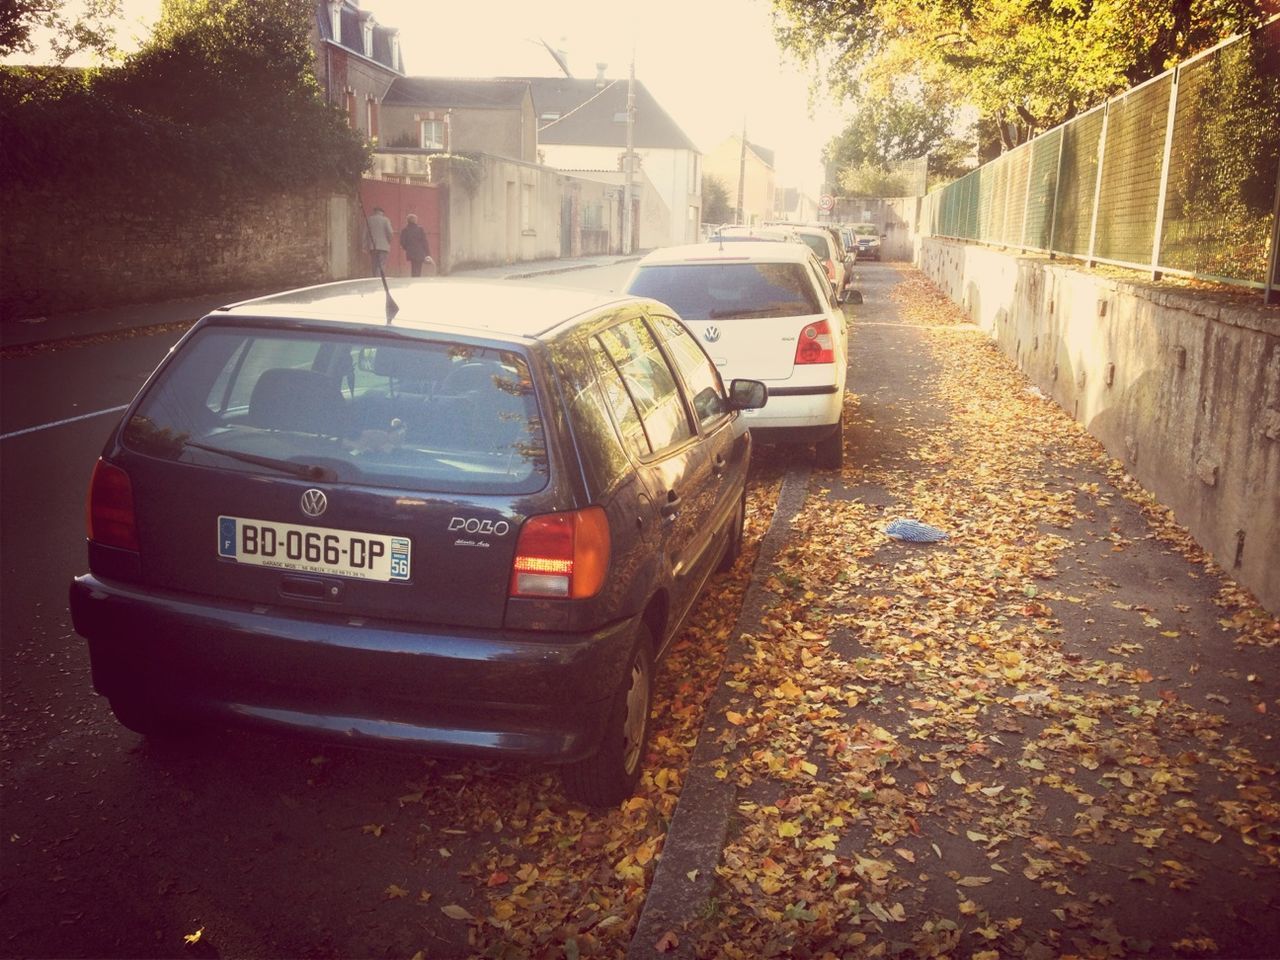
[[819, 194, 834, 212]]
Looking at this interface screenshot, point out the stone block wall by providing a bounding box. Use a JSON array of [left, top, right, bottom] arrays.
[[920, 238, 1280, 612], [1, 187, 362, 320]]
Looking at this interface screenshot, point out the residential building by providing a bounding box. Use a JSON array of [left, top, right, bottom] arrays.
[[560, 169, 670, 254], [704, 134, 776, 226], [776, 186, 820, 223], [312, 0, 404, 142], [512, 72, 702, 247], [378, 78, 536, 160]]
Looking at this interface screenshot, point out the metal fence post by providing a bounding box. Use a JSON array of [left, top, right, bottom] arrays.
[[1047, 126, 1066, 259], [1267, 149, 1280, 305], [1085, 101, 1110, 268], [1149, 69, 1181, 281], [1021, 142, 1035, 250]]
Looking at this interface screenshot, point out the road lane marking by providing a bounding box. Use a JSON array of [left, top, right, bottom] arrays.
[[0, 405, 129, 441]]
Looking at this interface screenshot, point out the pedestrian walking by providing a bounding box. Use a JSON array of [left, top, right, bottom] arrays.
[[365, 206, 394, 276], [399, 213, 432, 277]]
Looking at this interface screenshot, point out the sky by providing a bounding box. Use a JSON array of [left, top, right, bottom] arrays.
[[13, 0, 849, 195]]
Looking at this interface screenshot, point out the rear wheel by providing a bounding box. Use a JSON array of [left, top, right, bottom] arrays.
[[717, 494, 746, 573], [814, 415, 844, 470], [562, 626, 654, 807]]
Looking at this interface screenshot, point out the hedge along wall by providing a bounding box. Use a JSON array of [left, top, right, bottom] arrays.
[[0, 186, 365, 320]]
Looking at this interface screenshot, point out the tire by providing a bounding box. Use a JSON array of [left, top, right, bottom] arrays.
[[814, 415, 844, 470], [562, 626, 655, 807], [717, 494, 745, 573], [108, 694, 191, 739]]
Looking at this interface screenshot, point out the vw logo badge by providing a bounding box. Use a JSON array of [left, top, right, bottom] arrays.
[[703, 326, 721, 344], [300, 488, 328, 518]]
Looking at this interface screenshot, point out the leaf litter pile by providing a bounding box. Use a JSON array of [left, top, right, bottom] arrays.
[[379, 464, 786, 960], [682, 268, 1278, 958]]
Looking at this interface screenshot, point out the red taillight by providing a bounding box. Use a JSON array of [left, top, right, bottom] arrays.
[[824, 258, 836, 281], [86, 459, 139, 551], [795, 319, 836, 365], [510, 507, 610, 599]]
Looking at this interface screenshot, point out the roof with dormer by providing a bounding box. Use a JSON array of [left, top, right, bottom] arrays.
[[316, 0, 403, 74]]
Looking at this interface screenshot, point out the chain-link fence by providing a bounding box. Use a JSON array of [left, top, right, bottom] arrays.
[[925, 17, 1280, 302]]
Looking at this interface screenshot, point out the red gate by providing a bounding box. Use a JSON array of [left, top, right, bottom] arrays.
[[358, 179, 444, 277]]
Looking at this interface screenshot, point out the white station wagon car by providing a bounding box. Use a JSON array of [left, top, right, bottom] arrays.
[[625, 241, 849, 468]]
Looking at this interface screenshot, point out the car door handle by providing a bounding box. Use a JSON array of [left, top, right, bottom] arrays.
[[660, 491, 682, 519], [712, 454, 726, 477]]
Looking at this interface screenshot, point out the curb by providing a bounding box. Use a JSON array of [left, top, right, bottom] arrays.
[[627, 462, 813, 959]]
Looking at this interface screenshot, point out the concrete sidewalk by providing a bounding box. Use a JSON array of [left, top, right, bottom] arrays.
[[0, 254, 638, 351], [629, 264, 1279, 958]]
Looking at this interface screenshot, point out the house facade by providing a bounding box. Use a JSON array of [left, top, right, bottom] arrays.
[[703, 134, 776, 226], [515, 74, 702, 247], [311, 0, 404, 141], [776, 186, 820, 223], [378, 78, 537, 160], [560, 168, 670, 254]]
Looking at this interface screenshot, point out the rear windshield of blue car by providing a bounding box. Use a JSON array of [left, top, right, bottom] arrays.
[[123, 325, 548, 495], [627, 262, 821, 321]]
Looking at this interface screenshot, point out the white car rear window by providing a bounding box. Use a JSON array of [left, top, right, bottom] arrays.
[[627, 263, 821, 321]]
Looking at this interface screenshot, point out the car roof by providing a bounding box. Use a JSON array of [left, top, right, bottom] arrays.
[[790, 224, 836, 238], [212, 279, 647, 341], [637, 241, 815, 265]]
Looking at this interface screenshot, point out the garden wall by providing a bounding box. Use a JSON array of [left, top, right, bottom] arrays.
[[919, 238, 1280, 613], [0, 188, 365, 320]]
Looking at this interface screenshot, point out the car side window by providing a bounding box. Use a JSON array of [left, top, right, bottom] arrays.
[[597, 317, 694, 454], [648, 313, 729, 429], [808, 260, 835, 306], [588, 337, 652, 460]]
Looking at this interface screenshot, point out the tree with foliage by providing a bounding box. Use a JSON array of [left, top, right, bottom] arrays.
[[702, 174, 733, 224], [0, 0, 122, 62], [2, 0, 367, 195], [823, 94, 973, 191], [837, 164, 909, 197], [773, 0, 1276, 148]]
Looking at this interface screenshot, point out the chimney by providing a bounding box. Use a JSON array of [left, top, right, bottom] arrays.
[[595, 63, 608, 88]]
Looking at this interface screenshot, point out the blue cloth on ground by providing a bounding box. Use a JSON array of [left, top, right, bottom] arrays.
[[884, 519, 948, 542]]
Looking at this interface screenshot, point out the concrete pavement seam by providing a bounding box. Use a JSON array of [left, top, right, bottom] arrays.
[[628, 461, 813, 959]]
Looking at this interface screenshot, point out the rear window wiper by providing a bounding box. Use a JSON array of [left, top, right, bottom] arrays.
[[708, 305, 808, 319], [182, 439, 338, 482]]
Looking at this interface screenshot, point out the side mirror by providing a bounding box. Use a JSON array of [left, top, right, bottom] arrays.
[[728, 379, 767, 410]]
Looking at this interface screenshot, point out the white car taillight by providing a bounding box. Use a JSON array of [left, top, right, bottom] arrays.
[[794, 319, 835, 365]]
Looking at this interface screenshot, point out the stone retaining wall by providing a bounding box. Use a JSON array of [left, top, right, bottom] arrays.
[[919, 238, 1280, 612]]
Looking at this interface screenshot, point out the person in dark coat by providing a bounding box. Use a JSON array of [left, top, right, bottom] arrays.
[[399, 214, 432, 277]]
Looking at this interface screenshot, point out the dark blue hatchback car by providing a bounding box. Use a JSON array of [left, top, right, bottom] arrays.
[[69, 279, 765, 805]]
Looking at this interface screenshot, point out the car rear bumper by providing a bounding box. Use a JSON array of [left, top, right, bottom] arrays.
[[70, 573, 636, 763], [740, 385, 844, 439]]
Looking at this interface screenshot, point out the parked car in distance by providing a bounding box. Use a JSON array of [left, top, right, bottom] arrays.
[[625, 241, 849, 468], [850, 222, 883, 261], [838, 227, 859, 262], [787, 224, 851, 304], [69, 279, 767, 806], [709, 225, 801, 244]]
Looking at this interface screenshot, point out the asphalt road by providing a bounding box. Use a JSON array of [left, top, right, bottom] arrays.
[[0, 262, 645, 959]]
